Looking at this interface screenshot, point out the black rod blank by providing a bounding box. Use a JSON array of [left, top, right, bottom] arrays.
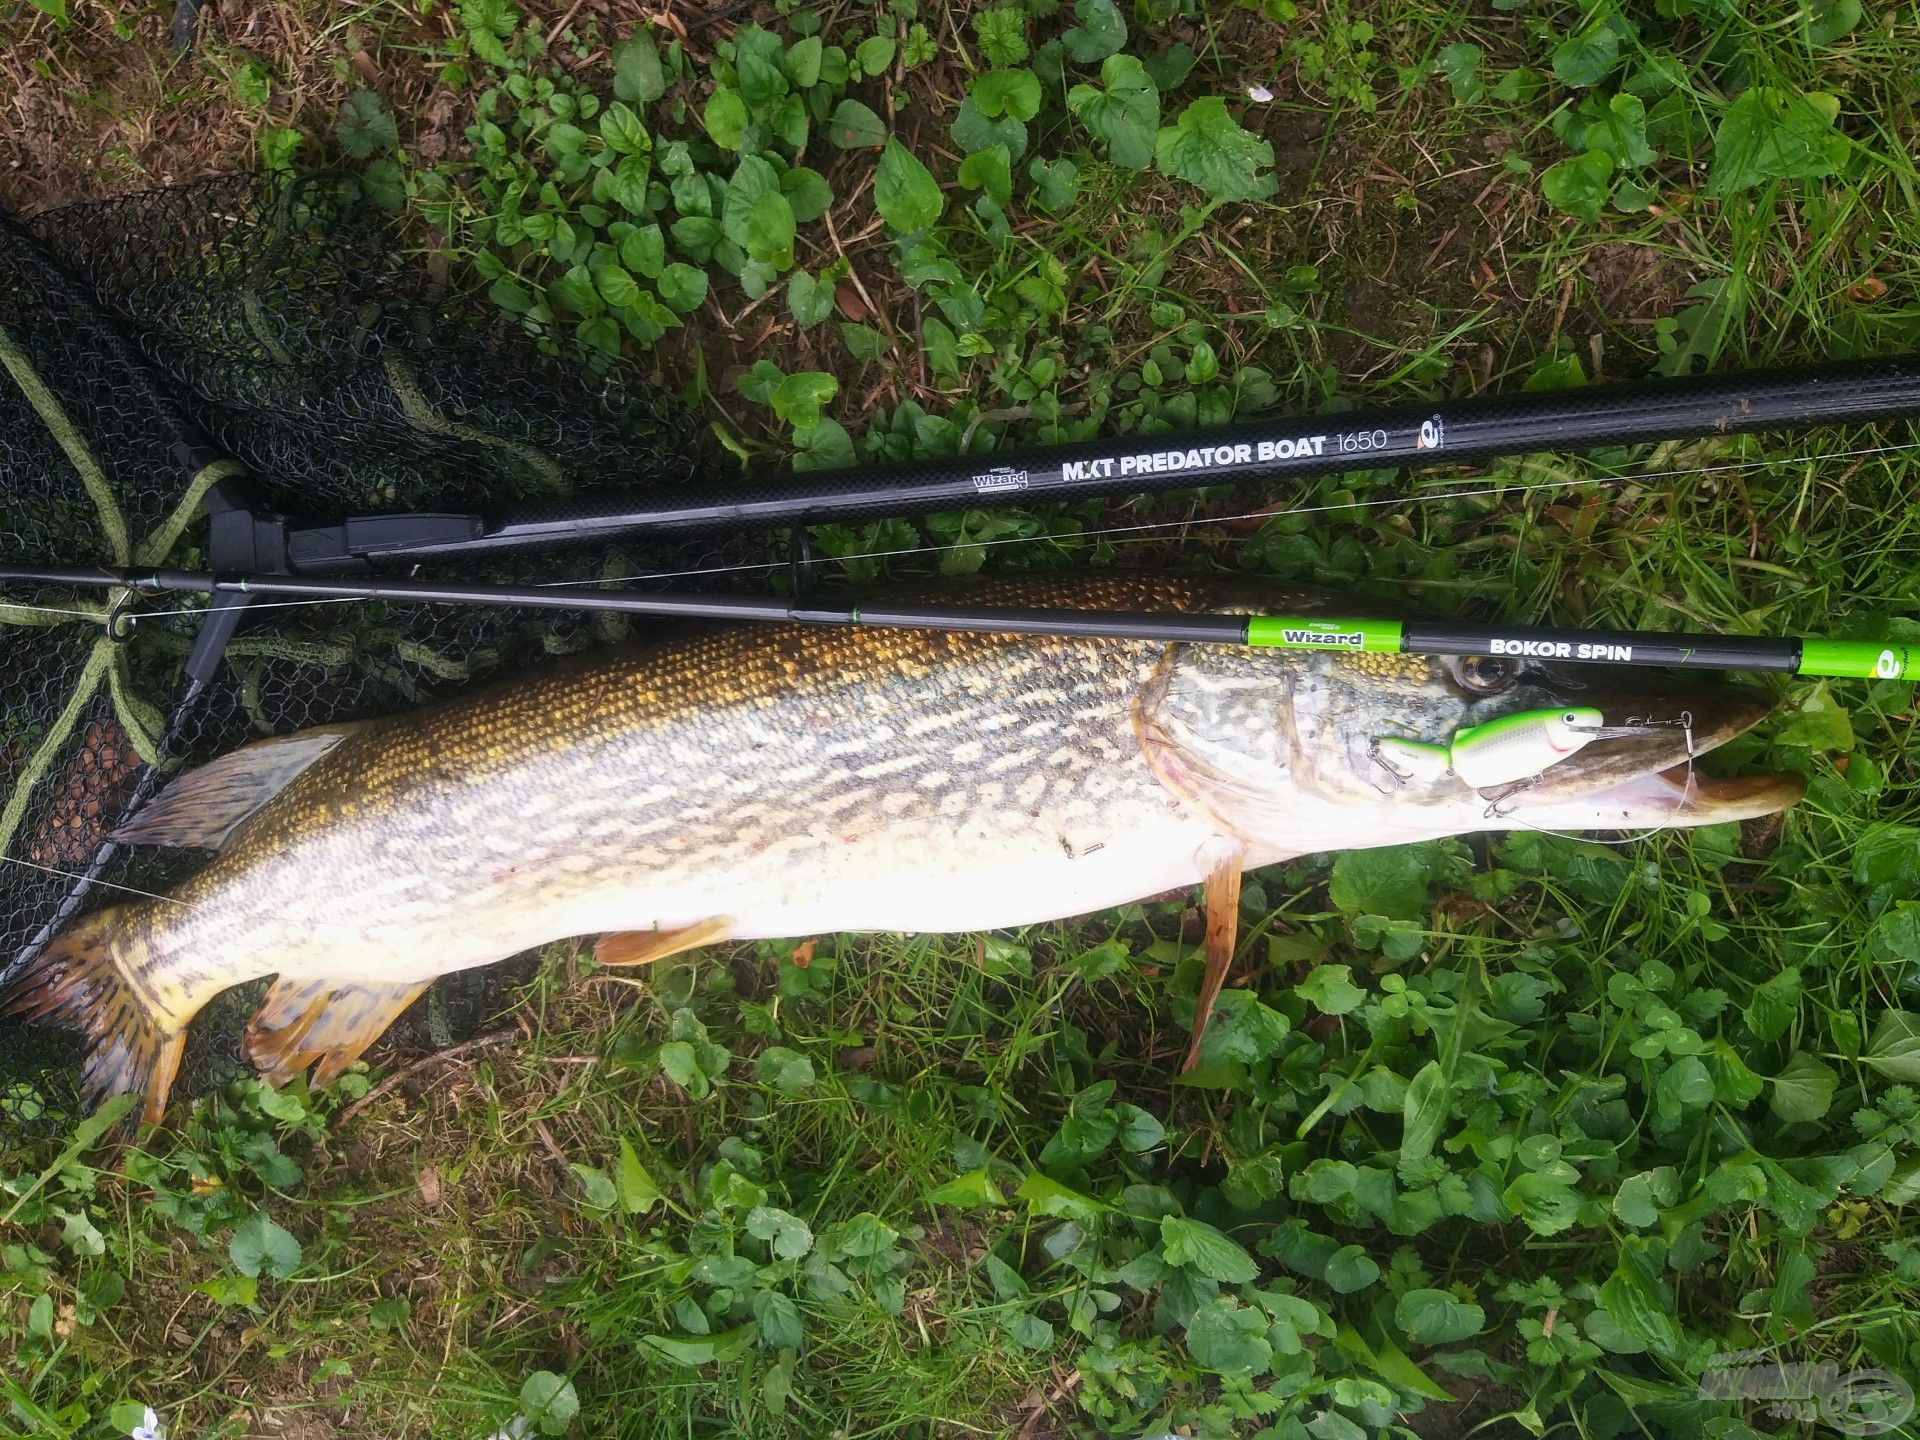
[[309, 354, 1920, 561]]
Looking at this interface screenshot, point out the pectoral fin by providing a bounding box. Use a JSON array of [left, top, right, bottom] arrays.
[[594, 916, 733, 967], [114, 724, 361, 851], [244, 977, 431, 1088], [1182, 842, 1246, 1073]]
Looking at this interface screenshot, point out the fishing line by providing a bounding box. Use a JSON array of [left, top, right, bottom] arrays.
[[0, 854, 186, 906]]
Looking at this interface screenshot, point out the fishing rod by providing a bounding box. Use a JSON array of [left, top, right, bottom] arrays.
[[286, 354, 1920, 564], [10, 562, 1915, 681]]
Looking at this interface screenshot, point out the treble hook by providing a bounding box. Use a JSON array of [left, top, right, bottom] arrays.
[[1481, 776, 1538, 819], [1366, 738, 1410, 795]]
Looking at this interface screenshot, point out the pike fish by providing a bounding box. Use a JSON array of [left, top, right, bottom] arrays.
[[5, 574, 1805, 1122]]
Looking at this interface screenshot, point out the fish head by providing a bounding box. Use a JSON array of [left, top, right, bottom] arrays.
[[1137, 638, 1805, 858]]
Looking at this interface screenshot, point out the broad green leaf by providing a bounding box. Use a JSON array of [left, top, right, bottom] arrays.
[[1394, 1288, 1485, 1345], [1744, 965, 1802, 1041], [1541, 149, 1615, 223], [520, 1372, 580, 1437], [1870, 904, 1920, 965], [828, 98, 887, 149], [617, 1138, 663, 1213], [755, 1045, 816, 1091], [1656, 1055, 1714, 1117], [781, 166, 833, 222], [1434, 43, 1484, 103], [1502, 1170, 1583, 1235], [957, 145, 1012, 207], [1598, 1256, 1681, 1361], [1006, 1310, 1054, 1349], [612, 32, 667, 104], [768, 371, 838, 426], [1295, 964, 1366, 1016], [753, 1289, 804, 1348], [1328, 842, 1448, 922], [229, 1211, 302, 1280], [640, 1323, 754, 1367], [1552, 23, 1620, 86], [1015, 1171, 1107, 1221], [973, 70, 1042, 122], [951, 98, 1029, 160], [1160, 1215, 1258, 1283], [1584, 93, 1653, 167], [787, 270, 835, 328], [1185, 1297, 1272, 1375], [336, 90, 398, 159], [1066, 54, 1159, 169], [1774, 683, 1854, 751], [736, 42, 788, 108], [1062, 0, 1126, 63], [1029, 156, 1080, 211], [838, 322, 886, 363], [1612, 1167, 1678, 1228], [1768, 1051, 1837, 1123], [1399, 1061, 1447, 1164], [925, 1168, 1008, 1207], [703, 87, 748, 149], [1156, 98, 1276, 200], [745, 191, 797, 267], [1583, 1305, 1650, 1354], [784, 36, 823, 88], [657, 263, 707, 314], [571, 1163, 618, 1208], [1808, 0, 1861, 44], [1196, 988, 1291, 1064], [873, 139, 943, 232], [747, 1205, 815, 1260], [828, 1211, 900, 1257], [722, 155, 781, 246], [599, 100, 649, 156], [855, 34, 896, 76], [1707, 88, 1849, 195], [1116, 1103, 1165, 1154], [658, 1039, 705, 1095], [1324, 1245, 1381, 1293], [591, 257, 640, 309], [1142, 41, 1195, 92], [973, 7, 1029, 67], [1865, 1010, 1920, 1081]]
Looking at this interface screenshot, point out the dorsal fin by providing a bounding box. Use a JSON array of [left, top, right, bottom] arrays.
[[113, 724, 361, 851]]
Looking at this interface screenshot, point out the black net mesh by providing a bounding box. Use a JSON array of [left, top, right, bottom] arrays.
[[0, 175, 745, 1134]]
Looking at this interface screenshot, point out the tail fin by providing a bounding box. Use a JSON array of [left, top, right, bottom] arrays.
[[2, 909, 185, 1125]]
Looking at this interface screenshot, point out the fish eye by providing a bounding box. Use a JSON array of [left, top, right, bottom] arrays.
[[1449, 654, 1519, 695]]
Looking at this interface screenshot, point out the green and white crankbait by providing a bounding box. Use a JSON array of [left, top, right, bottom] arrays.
[[1374, 706, 1665, 791]]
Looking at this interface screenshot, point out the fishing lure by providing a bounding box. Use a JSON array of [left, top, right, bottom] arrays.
[[1373, 706, 1664, 791]]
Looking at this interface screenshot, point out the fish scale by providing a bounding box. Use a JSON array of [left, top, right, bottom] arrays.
[[1, 573, 1803, 1123]]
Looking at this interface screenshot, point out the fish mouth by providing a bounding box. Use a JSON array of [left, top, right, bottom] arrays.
[[1500, 681, 1806, 828]]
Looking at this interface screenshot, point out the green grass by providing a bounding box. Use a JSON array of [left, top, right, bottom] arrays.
[[6, 0, 1920, 1436]]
